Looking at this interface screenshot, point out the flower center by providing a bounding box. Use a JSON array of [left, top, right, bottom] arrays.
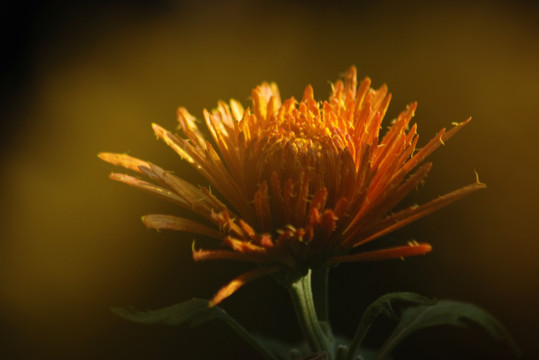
[[243, 127, 357, 232]]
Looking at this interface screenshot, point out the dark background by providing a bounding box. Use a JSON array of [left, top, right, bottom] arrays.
[[1, 0, 538, 359]]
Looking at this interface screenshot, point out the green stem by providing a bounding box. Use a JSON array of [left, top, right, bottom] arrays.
[[311, 267, 330, 322], [375, 333, 402, 360], [287, 269, 332, 358], [224, 315, 281, 360], [346, 314, 372, 360]]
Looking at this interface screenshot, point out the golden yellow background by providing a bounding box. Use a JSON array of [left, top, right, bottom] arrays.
[[2, 0, 538, 359]]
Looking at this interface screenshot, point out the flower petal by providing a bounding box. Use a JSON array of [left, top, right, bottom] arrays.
[[209, 266, 280, 306], [108, 173, 188, 206], [192, 249, 272, 263], [352, 180, 486, 247], [399, 118, 471, 176], [329, 242, 432, 263], [98, 153, 149, 174], [143, 163, 228, 218], [142, 214, 221, 239]]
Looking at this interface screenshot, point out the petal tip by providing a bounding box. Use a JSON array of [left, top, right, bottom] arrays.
[[97, 152, 118, 163], [474, 170, 487, 188]]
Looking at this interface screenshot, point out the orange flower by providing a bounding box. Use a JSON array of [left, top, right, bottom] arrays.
[[99, 67, 485, 305]]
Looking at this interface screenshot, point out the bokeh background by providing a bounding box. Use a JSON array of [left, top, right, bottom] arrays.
[[2, 0, 538, 359]]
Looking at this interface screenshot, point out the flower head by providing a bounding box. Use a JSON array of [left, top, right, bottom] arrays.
[[100, 67, 485, 305]]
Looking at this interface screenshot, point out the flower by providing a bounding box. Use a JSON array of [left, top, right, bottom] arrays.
[[99, 67, 485, 305]]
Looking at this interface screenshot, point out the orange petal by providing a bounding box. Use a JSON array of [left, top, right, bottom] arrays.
[[192, 249, 272, 263], [349, 162, 433, 238], [108, 173, 187, 206], [98, 153, 149, 174], [329, 243, 432, 263], [342, 66, 358, 97], [254, 181, 273, 232], [443, 117, 472, 142], [230, 99, 244, 122], [142, 164, 228, 219], [353, 77, 372, 118], [223, 237, 266, 253], [209, 266, 280, 306], [142, 214, 221, 239], [152, 123, 196, 165], [176, 107, 207, 149], [399, 118, 471, 176], [352, 180, 486, 247]]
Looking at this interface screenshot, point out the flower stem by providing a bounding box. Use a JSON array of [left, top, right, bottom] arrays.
[[311, 266, 330, 323], [287, 269, 332, 358], [223, 314, 280, 360]]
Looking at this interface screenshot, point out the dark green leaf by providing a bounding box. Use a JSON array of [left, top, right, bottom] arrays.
[[375, 300, 522, 360], [112, 298, 280, 360], [112, 298, 225, 327], [347, 292, 434, 360]]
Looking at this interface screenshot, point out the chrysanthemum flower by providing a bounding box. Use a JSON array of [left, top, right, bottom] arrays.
[[99, 67, 485, 305]]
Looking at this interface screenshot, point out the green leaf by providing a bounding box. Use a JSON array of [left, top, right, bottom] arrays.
[[346, 292, 434, 360], [112, 298, 280, 360], [112, 298, 225, 327], [375, 300, 522, 360]]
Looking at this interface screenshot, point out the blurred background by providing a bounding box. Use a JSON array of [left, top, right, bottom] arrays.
[[1, 0, 538, 359]]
